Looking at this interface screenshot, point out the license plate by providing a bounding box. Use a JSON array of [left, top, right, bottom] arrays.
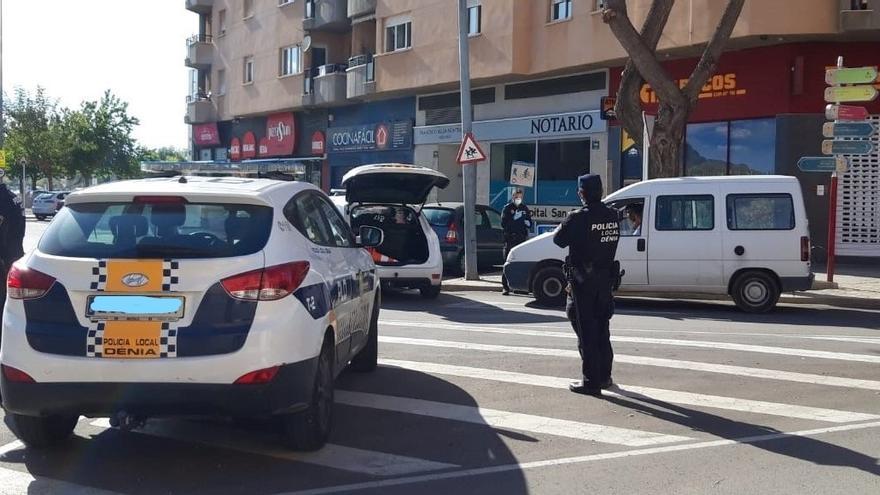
[[87, 295, 184, 321]]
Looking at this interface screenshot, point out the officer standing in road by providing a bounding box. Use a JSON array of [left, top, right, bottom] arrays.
[[501, 190, 532, 295], [0, 170, 26, 328], [553, 174, 620, 396]]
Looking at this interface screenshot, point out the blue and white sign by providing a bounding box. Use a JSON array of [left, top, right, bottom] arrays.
[[328, 120, 413, 153], [414, 110, 606, 145]]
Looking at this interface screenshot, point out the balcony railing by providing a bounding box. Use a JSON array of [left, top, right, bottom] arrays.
[[346, 54, 376, 99], [840, 0, 880, 30], [185, 0, 214, 14], [303, 64, 349, 106], [185, 34, 214, 69], [303, 0, 350, 32], [185, 94, 216, 124], [348, 0, 377, 19]]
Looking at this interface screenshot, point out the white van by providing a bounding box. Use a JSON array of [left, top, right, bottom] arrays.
[[503, 176, 813, 313]]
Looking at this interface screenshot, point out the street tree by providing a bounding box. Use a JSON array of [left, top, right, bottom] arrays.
[[603, 0, 746, 178], [139, 146, 188, 162], [2, 87, 66, 189]]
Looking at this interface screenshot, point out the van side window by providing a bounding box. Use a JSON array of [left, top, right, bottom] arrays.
[[655, 195, 714, 231], [608, 199, 645, 236], [727, 194, 794, 231]]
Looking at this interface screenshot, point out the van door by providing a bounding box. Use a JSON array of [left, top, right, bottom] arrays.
[[607, 197, 648, 286], [722, 192, 799, 283], [649, 192, 724, 290]]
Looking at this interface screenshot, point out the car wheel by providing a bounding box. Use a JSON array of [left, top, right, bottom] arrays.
[[533, 266, 567, 307], [420, 284, 442, 299], [280, 341, 334, 451], [456, 254, 466, 277], [35, 215, 46, 221], [349, 292, 380, 373], [10, 413, 78, 449], [732, 271, 780, 314]]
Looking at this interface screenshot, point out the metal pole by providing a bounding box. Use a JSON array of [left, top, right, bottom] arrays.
[[827, 172, 838, 283], [457, 0, 478, 280], [0, 0, 4, 151]]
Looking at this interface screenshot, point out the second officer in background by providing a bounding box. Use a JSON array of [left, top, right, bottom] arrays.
[[553, 174, 620, 396]]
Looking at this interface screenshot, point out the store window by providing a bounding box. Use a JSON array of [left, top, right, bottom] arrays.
[[537, 140, 590, 205], [684, 118, 776, 176], [684, 122, 727, 176], [490, 142, 535, 210]]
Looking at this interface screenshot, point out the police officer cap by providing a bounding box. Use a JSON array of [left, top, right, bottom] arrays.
[[578, 174, 602, 196]]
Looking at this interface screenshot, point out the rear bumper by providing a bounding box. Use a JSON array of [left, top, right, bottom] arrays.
[[440, 247, 461, 266], [377, 265, 442, 287], [780, 272, 814, 292], [503, 261, 535, 293], [1, 358, 318, 418]]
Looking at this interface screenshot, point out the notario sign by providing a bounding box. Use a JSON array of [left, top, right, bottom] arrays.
[[414, 110, 605, 145], [530, 114, 595, 135]]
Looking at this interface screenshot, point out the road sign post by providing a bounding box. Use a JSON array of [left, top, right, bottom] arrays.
[[457, 0, 478, 281]]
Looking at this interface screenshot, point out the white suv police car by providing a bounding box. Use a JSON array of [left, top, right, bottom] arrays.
[[1, 172, 383, 451]]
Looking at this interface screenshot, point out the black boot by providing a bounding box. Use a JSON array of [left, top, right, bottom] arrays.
[[568, 380, 602, 397]]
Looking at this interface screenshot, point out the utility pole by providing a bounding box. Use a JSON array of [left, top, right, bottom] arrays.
[[457, 0, 478, 280], [0, 0, 4, 151]]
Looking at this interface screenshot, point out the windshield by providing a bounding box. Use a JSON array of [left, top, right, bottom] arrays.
[[422, 208, 454, 227], [39, 201, 273, 259]]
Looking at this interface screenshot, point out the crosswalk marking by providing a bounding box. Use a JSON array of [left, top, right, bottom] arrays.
[[380, 320, 880, 363], [378, 360, 880, 423], [88, 419, 458, 476], [335, 390, 691, 447], [0, 465, 120, 495], [379, 336, 880, 391]]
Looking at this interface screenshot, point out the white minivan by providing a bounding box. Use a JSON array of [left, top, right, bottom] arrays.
[[504, 176, 814, 313]]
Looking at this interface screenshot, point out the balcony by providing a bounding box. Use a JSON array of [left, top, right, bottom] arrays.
[[185, 0, 213, 14], [185, 95, 217, 124], [840, 0, 880, 30], [346, 55, 376, 99], [185, 34, 213, 69], [302, 64, 349, 107], [348, 0, 376, 20], [303, 0, 350, 32]]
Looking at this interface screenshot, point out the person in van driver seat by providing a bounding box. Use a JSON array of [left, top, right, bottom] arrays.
[[626, 203, 643, 236], [553, 174, 621, 397]]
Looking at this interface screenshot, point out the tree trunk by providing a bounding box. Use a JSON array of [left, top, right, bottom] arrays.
[[650, 102, 689, 177]]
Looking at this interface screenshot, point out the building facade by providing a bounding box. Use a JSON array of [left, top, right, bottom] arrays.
[[185, 0, 880, 256]]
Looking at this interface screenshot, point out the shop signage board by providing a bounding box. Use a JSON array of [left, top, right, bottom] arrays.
[[531, 205, 582, 223], [825, 66, 878, 86], [798, 156, 849, 173], [822, 122, 876, 138], [327, 120, 413, 153], [456, 132, 486, 164], [509, 161, 535, 188], [825, 104, 870, 121], [824, 85, 879, 103], [414, 110, 605, 145], [192, 123, 221, 146], [822, 140, 874, 155]]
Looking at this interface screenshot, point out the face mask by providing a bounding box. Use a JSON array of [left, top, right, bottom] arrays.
[[514, 198, 522, 206]]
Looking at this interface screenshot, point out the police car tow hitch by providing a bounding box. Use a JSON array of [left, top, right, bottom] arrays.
[[109, 411, 147, 431]]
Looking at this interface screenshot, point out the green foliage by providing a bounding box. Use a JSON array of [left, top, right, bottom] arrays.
[[139, 146, 189, 162], [2, 87, 66, 187]]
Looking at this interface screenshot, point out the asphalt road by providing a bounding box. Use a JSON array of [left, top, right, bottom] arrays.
[[2, 220, 879, 494]]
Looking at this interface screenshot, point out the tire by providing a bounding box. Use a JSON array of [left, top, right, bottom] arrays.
[[10, 413, 78, 449], [732, 271, 780, 314], [349, 292, 380, 372], [280, 341, 334, 451], [420, 284, 442, 299], [533, 266, 567, 307], [35, 215, 46, 221]]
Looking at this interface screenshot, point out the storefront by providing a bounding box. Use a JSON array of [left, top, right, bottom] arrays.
[[326, 97, 416, 188]]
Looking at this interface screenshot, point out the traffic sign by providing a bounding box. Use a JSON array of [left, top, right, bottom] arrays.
[[825, 104, 870, 121], [825, 66, 879, 85], [822, 121, 876, 138], [798, 156, 849, 173], [824, 85, 879, 103], [822, 139, 874, 155], [456, 132, 486, 164]]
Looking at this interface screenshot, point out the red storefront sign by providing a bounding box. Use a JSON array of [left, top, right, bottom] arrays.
[[311, 131, 326, 155], [230, 137, 241, 162], [258, 137, 269, 156], [242, 131, 257, 159], [193, 123, 220, 146], [265, 112, 296, 156]]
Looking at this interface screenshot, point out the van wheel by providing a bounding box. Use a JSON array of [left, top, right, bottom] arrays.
[[533, 266, 567, 307], [280, 342, 334, 451], [10, 413, 78, 449], [349, 292, 380, 372], [732, 271, 780, 313], [420, 284, 441, 299]]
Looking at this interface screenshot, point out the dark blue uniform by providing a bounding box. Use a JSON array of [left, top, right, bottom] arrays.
[[0, 183, 26, 337], [553, 174, 619, 395]]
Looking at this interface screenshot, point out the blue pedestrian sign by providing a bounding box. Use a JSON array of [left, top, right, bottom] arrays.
[[822, 122, 876, 138], [797, 156, 849, 173]]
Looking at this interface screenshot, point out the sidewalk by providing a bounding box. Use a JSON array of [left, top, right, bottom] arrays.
[[443, 264, 880, 310]]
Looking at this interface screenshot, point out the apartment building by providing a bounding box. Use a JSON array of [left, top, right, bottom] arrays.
[[185, 0, 880, 256]]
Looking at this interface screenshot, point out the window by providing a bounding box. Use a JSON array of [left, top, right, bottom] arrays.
[[467, 3, 481, 35], [504, 73, 606, 100], [316, 197, 354, 248], [279, 0, 295, 6], [243, 0, 254, 19], [684, 118, 776, 176], [684, 122, 727, 176], [385, 16, 412, 52], [243, 56, 254, 84], [280, 45, 302, 76], [485, 209, 503, 230], [550, 0, 572, 21], [727, 194, 794, 231], [655, 195, 715, 231], [423, 208, 454, 227], [594, 0, 606, 11], [286, 193, 334, 246], [609, 199, 645, 237], [490, 142, 536, 209], [217, 69, 226, 95], [218, 9, 227, 36], [536, 139, 591, 205]]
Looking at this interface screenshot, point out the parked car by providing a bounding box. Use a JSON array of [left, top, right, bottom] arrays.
[[422, 203, 506, 274], [504, 176, 813, 313], [338, 164, 450, 299], [32, 191, 70, 220]]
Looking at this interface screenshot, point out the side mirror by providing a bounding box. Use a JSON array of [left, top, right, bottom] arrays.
[[357, 225, 384, 248]]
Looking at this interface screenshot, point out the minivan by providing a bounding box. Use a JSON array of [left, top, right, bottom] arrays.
[[504, 176, 813, 313], [422, 203, 506, 274]]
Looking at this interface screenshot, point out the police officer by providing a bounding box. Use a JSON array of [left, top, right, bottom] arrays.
[[501, 190, 532, 295], [553, 174, 620, 396], [0, 170, 26, 328]]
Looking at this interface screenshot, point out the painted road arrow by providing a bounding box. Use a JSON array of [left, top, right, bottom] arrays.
[[823, 122, 876, 138], [798, 156, 849, 173], [824, 85, 879, 103], [825, 104, 870, 121], [822, 140, 874, 155], [826, 66, 879, 85]]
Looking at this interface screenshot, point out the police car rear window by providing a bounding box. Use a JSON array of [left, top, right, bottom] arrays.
[[38, 201, 273, 259]]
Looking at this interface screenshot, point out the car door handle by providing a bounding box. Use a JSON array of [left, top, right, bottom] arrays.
[[637, 238, 646, 252]]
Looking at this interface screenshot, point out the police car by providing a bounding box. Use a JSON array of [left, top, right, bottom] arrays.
[[1, 165, 384, 451]]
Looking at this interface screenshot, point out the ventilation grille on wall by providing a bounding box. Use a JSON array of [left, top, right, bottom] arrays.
[[836, 115, 880, 257]]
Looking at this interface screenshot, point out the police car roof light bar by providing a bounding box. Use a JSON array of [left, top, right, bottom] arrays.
[[140, 160, 307, 179]]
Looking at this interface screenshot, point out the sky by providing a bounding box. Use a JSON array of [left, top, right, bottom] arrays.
[[2, 0, 197, 149]]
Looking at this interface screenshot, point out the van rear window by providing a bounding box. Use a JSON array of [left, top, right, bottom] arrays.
[[727, 194, 794, 231], [38, 201, 273, 259], [655, 195, 714, 231]]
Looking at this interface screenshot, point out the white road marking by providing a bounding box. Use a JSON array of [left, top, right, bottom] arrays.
[[378, 336, 880, 391], [378, 360, 880, 423], [380, 320, 880, 363], [0, 440, 23, 457], [335, 390, 690, 447], [0, 465, 120, 495], [89, 419, 457, 476], [284, 420, 880, 495]]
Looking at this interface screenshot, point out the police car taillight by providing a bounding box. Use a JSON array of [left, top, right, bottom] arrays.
[[2, 365, 36, 383], [221, 261, 310, 301], [7, 263, 56, 300], [234, 366, 280, 385]]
